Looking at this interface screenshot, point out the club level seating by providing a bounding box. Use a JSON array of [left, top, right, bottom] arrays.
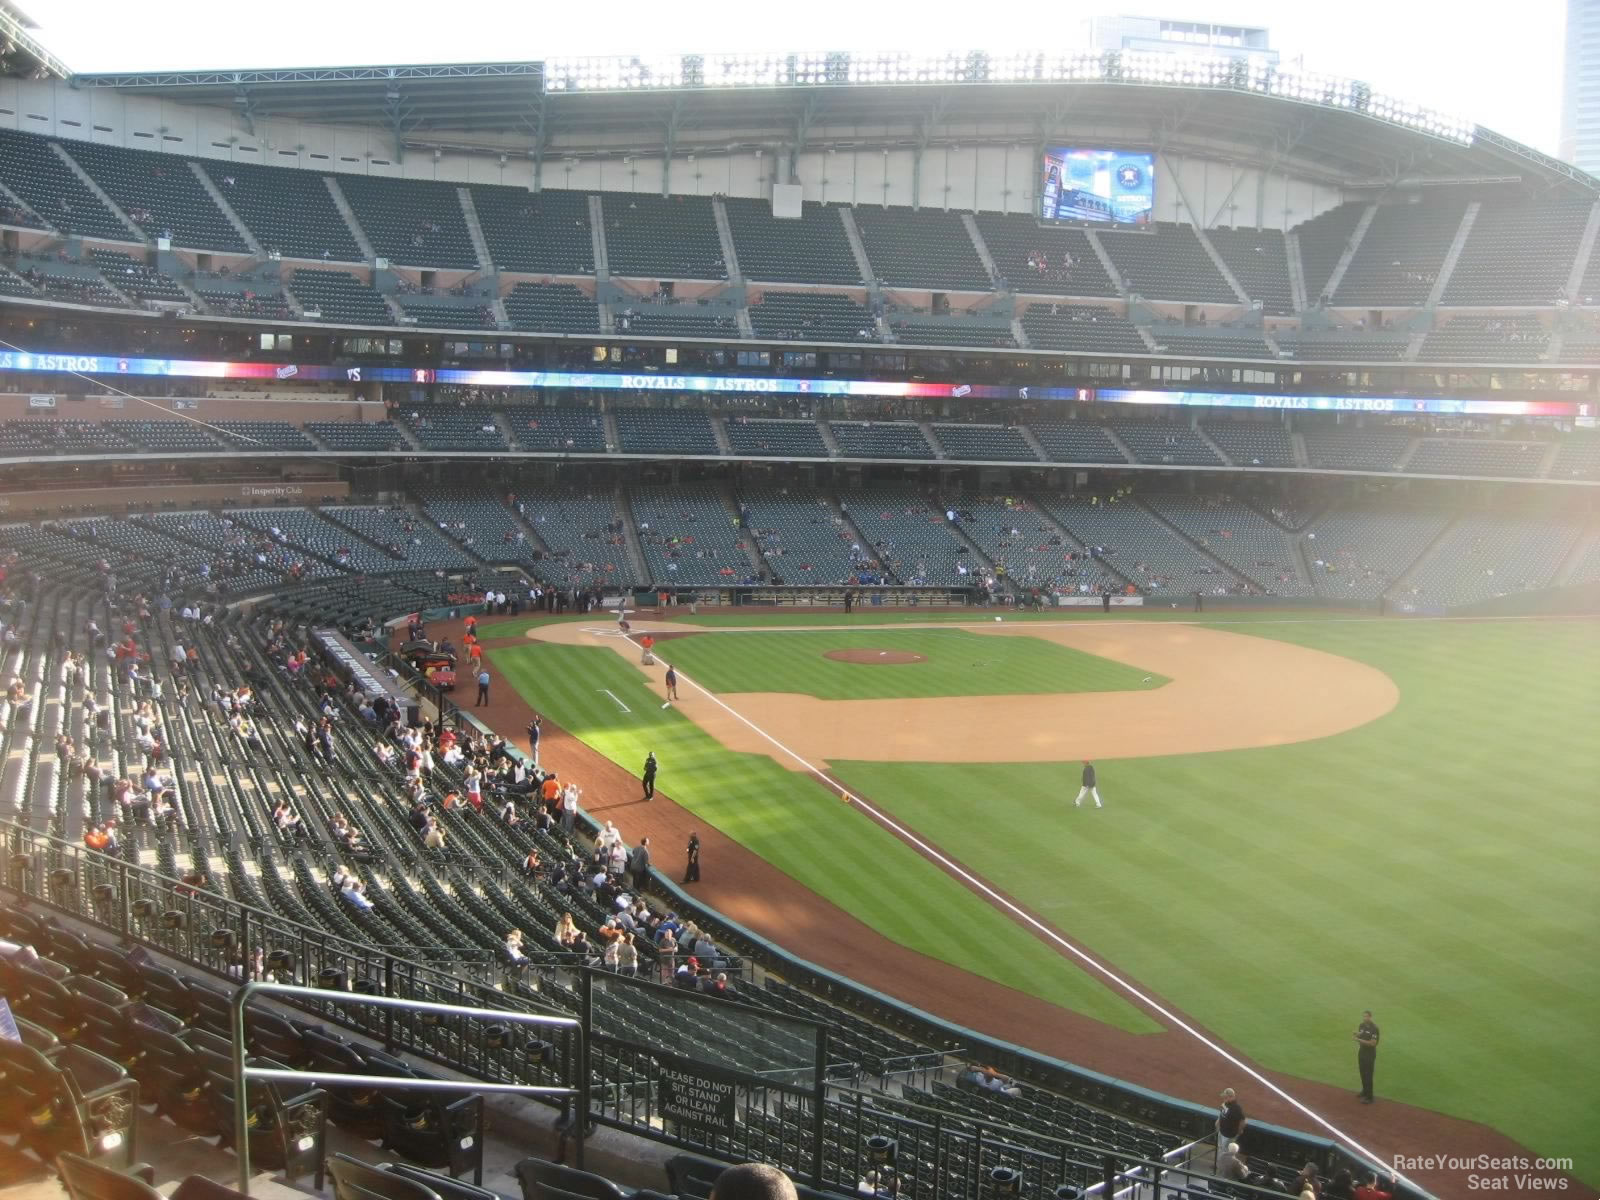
[[305, 421, 409, 451], [931, 423, 1037, 461], [336, 175, 477, 269], [1145, 496, 1312, 595], [1557, 327, 1600, 362], [1549, 435, 1600, 480], [1407, 437, 1550, 478], [65, 140, 245, 251], [2, 419, 138, 455], [724, 197, 861, 285], [320, 506, 477, 571], [502, 404, 608, 453], [601, 193, 725, 280], [737, 486, 867, 584], [87, 249, 187, 302], [1302, 428, 1414, 472], [288, 270, 392, 325], [1028, 421, 1129, 463], [102, 420, 223, 453], [471, 185, 593, 274], [887, 317, 1016, 349], [1201, 422, 1296, 467], [1110, 421, 1224, 466], [416, 489, 539, 564], [21, 261, 130, 308], [618, 307, 740, 338], [724, 417, 829, 458], [503, 283, 601, 334], [0, 129, 131, 241], [1036, 494, 1245, 595], [395, 406, 510, 452], [838, 486, 972, 585], [195, 286, 294, 321], [1020, 305, 1147, 354], [614, 407, 719, 455], [200, 161, 363, 261], [854, 205, 990, 290], [1303, 507, 1452, 599], [1100, 223, 1234, 302], [0, 263, 40, 296], [1293, 201, 1365, 304], [1205, 227, 1293, 314], [973, 214, 1118, 297], [513, 487, 630, 586], [827, 421, 934, 459], [1441, 199, 1591, 306], [1147, 331, 1273, 359], [1418, 315, 1549, 363], [748, 290, 876, 342], [631, 483, 750, 585], [1398, 512, 1583, 607], [1333, 200, 1466, 306], [395, 298, 496, 330], [1279, 332, 1410, 361], [211, 421, 318, 451]]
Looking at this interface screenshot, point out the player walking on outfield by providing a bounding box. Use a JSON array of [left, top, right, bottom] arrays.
[[1354, 1010, 1380, 1103], [664, 664, 679, 701], [641, 751, 658, 800], [1074, 760, 1102, 808]]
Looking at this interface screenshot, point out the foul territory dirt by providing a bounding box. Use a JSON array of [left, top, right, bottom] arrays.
[[450, 611, 1574, 1198]]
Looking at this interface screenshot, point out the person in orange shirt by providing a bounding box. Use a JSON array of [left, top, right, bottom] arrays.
[[540, 772, 562, 813]]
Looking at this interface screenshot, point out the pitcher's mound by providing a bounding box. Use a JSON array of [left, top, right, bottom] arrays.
[[825, 649, 927, 665]]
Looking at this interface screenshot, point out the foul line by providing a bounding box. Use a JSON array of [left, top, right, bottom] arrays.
[[597, 688, 631, 713], [612, 624, 1427, 1196]]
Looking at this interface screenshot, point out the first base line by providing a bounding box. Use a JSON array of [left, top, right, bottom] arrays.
[[598, 688, 631, 713]]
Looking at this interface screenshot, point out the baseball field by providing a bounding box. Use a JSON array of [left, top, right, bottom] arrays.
[[484, 610, 1600, 1190]]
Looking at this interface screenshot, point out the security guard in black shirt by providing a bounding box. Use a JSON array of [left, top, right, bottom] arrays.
[[1354, 1011, 1380, 1103]]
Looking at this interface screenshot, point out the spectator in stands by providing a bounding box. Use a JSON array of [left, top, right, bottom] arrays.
[[628, 836, 651, 891], [555, 912, 579, 948], [504, 929, 529, 968], [1353, 1173, 1396, 1200], [617, 932, 639, 977], [341, 878, 374, 912], [423, 819, 446, 851], [656, 926, 678, 981], [1323, 1169, 1356, 1200], [1216, 1088, 1246, 1158], [1217, 1143, 1250, 1182], [710, 1163, 798, 1200], [273, 800, 304, 839]]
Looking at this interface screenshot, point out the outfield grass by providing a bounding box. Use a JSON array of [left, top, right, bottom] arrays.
[[487, 640, 1160, 1034], [670, 607, 1383, 627], [832, 620, 1600, 1181], [654, 628, 1164, 699]]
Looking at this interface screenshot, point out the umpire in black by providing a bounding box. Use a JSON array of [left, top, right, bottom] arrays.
[[1354, 1010, 1380, 1103]]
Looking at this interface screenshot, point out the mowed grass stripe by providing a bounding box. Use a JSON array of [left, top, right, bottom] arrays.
[[487, 640, 1161, 1034], [656, 628, 1163, 699], [832, 620, 1600, 1181]]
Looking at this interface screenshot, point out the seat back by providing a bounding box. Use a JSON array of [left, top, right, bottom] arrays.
[[329, 1153, 441, 1200], [513, 1159, 626, 1200], [665, 1154, 726, 1198], [56, 1152, 162, 1200], [383, 1164, 499, 1200]]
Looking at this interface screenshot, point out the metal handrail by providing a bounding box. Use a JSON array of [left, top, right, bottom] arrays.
[[229, 980, 584, 1194]]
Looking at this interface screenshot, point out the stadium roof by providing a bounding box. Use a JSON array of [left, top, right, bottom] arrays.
[[67, 49, 1598, 195]]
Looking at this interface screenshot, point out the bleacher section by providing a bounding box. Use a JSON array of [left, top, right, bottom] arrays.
[[393, 296, 496, 330], [614, 407, 719, 455], [724, 197, 861, 285], [194, 282, 294, 320], [0, 129, 131, 241], [19, 259, 129, 307], [65, 141, 246, 251], [211, 421, 318, 451], [1399, 513, 1583, 607], [514, 487, 630, 586], [932, 423, 1037, 462], [973, 214, 1119, 297], [724, 417, 829, 458], [1302, 428, 1414, 472], [748, 290, 876, 341], [1206, 227, 1293, 314], [1111, 421, 1224, 466], [320, 505, 477, 570], [1407, 437, 1550, 478], [471, 185, 594, 274], [737, 486, 867, 583], [1147, 330, 1273, 359], [601, 193, 726, 279], [305, 420, 408, 451], [839, 486, 972, 585], [1201, 421, 1296, 467], [87, 249, 187, 303], [620, 306, 740, 338], [199, 161, 363, 260], [631, 483, 751, 585], [140, 509, 340, 583], [1303, 507, 1452, 599], [1020, 304, 1147, 353], [227, 505, 394, 573], [1099, 224, 1234, 302], [1419, 315, 1549, 363], [102, 419, 221, 453], [288, 269, 392, 325], [1037, 494, 1246, 595], [1333, 200, 1465, 306], [417, 489, 539, 564], [853, 206, 990, 290], [395, 405, 510, 452], [1278, 331, 1410, 361], [828, 421, 935, 459], [503, 404, 608, 453], [1441, 200, 1591, 306], [1549, 435, 1600, 480], [336, 175, 478, 269], [887, 316, 1015, 348], [943, 495, 1118, 595], [1145, 496, 1312, 595], [1293, 201, 1365, 304], [503, 282, 601, 333], [1029, 421, 1130, 463]]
